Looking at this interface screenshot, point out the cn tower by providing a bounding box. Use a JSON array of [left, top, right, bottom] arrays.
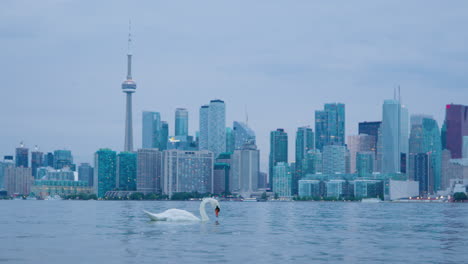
[[122, 23, 136, 152]]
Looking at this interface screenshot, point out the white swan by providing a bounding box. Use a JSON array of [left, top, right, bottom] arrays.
[[143, 197, 220, 222]]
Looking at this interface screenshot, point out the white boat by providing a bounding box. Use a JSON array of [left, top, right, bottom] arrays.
[[361, 198, 381, 203], [243, 198, 258, 202], [45, 195, 62, 200]]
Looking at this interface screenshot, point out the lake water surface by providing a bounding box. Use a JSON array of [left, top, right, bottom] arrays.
[[1, 201, 467, 263]]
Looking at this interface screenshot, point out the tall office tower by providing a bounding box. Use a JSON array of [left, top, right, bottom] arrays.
[[15, 142, 28, 168], [315, 103, 345, 151], [117, 152, 137, 191], [4, 167, 32, 195], [294, 126, 314, 195], [408, 115, 441, 192], [162, 150, 214, 197], [322, 145, 346, 174], [53, 150, 73, 170], [94, 149, 117, 198], [142, 111, 161, 149], [199, 105, 210, 151], [44, 152, 54, 167], [347, 134, 375, 173], [445, 104, 468, 159], [175, 108, 189, 137], [269, 129, 288, 188], [213, 163, 230, 195], [414, 153, 430, 196], [78, 163, 94, 187], [356, 151, 374, 177], [215, 153, 232, 192], [226, 127, 235, 153], [440, 149, 452, 190], [160, 121, 169, 151], [199, 100, 226, 157], [136, 149, 162, 194], [358, 121, 381, 155], [0, 158, 14, 189], [231, 141, 260, 197], [31, 147, 43, 179], [233, 121, 256, 150], [272, 162, 292, 198], [122, 26, 136, 152], [381, 99, 409, 174], [303, 149, 323, 175], [441, 121, 447, 150]]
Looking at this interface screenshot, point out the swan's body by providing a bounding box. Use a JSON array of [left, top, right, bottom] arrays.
[[143, 197, 220, 222]]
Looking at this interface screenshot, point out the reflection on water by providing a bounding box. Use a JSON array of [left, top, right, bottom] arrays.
[[0, 201, 467, 263]]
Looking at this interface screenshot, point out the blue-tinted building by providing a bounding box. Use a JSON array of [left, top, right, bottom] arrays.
[[15, 144, 28, 168], [269, 129, 288, 187], [294, 126, 314, 194], [53, 150, 73, 170], [78, 163, 94, 187], [175, 108, 189, 137], [233, 121, 256, 150], [117, 152, 137, 191], [315, 103, 345, 151], [272, 162, 291, 198], [94, 149, 117, 198], [142, 111, 161, 149]]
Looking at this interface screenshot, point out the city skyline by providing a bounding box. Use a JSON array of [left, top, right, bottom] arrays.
[[2, 1, 468, 170]]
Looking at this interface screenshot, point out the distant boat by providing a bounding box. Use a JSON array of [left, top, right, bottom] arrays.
[[361, 198, 381, 203], [243, 198, 258, 202]]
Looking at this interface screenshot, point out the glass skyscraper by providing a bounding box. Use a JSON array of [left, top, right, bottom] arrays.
[[225, 127, 235, 153], [94, 149, 117, 198], [53, 150, 73, 170], [117, 152, 137, 191], [231, 141, 260, 197], [381, 99, 409, 174], [15, 143, 28, 168], [199, 100, 226, 158], [31, 150, 43, 179], [272, 162, 291, 198], [315, 103, 345, 151], [322, 145, 346, 174], [294, 126, 314, 194], [444, 104, 468, 159], [233, 121, 256, 150], [269, 129, 288, 188], [175, 108, 189, 137], [142, 111, 161, 149]]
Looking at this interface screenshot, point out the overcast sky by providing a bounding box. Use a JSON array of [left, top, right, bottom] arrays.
[[1, 0, 468, 170]]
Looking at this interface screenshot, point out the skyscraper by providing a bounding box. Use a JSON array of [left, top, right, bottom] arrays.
[[294, 126, 314, 194], [0, 158, 14, 190], [269, 129, 288, 188], [142, 111, 161, 149], [233, 121, 256, 150], [137, 148, 162, 194], [356, 151, 374, 177], [347, 134, 375, 173], [381, 99, 409, 174], [322, 145, 346, 174], [4, 167, 32, 195], [199, 100, 226, 157], [15, 142, 28, 168], [94, 149, 117, 198], [231, 141, 260, 197], [160, 121, 169, 151], [53, 150, 73, 170], [315, 103, 345, 151], [175, 108, 189, 137], [272, 162, 291, 198], [31, 147, 43, 179], [122, 27, 136, 152], [199, 105, 210, 151], [117, 152, 137, 191], [78, 163, 94, 187], [358, 121, 381, 156], [445, 104, 468, 159], [225, 127, 235, 153]]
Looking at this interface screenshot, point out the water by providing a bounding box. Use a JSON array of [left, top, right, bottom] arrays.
[[1, 201, 467, 264]]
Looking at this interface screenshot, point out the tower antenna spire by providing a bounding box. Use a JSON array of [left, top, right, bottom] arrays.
[[126, 20, 132, 79]]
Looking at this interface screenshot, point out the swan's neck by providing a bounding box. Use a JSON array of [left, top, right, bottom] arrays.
[[199, 199, 209, 221]]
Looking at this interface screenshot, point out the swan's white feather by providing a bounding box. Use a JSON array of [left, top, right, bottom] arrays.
[[143, 208, 200, 221]]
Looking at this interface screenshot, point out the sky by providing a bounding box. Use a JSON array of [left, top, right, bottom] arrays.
[[1, 0, 468, 171]]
